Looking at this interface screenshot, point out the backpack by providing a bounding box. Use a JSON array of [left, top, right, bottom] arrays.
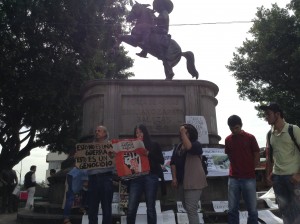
[[267, 124, 300, 163], [201, 155, 208, 175]]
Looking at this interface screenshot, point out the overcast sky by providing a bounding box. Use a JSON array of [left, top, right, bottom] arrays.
[[14, 0, 290, 182]]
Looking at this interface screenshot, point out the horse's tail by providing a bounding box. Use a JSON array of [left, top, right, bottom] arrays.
[[181, 51, 199, 79]]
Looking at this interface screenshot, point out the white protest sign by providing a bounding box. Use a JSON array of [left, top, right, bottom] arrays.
[[185, 116, 209, 144]]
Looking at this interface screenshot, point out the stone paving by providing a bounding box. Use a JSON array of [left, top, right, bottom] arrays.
[[0, 212, 18, 224]]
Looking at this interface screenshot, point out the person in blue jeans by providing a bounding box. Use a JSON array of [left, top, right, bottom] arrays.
[[63, 163, 88, 224], [126, 124, 164, 224], [87, 125, 114, 224], [259, 102, 300, 224], [225, 115, 260, 224]]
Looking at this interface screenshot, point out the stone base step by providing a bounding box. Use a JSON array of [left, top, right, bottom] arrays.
[[17, 199, 282, 224]]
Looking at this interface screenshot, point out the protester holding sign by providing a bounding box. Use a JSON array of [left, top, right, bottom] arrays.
[[225, 115, 260, 224], [87, 125, 114, 224], [126, 124, 164, 224], [171, 123, 207, 224]]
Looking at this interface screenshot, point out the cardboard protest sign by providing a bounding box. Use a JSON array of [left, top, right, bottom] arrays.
[[75, 142, 115, 170], [112, 139, 150, 179]]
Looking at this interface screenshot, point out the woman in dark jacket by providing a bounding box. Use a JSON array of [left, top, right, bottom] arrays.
[[126, 124, 164, 224]]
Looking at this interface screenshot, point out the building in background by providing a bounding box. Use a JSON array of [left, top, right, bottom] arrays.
[[45, 152, 68, 184]]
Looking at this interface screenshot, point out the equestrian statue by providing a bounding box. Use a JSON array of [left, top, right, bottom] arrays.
[[114, 0, 199, 80]]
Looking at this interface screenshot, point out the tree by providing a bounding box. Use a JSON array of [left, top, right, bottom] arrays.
[[0, 0, 134, 171], [226, 2, 300, 125]]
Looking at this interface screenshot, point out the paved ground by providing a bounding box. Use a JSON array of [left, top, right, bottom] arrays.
[[0, 212, 17, 224]]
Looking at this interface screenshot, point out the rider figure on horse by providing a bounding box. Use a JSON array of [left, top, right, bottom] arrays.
[[116, 0, 199, 80], [136, 0, 174, 59]]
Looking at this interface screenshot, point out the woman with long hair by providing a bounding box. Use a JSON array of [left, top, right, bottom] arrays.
[[126, 124, 164, 224]]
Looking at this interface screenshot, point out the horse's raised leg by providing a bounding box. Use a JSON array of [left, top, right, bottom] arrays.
[[163, 60, 175, 80]]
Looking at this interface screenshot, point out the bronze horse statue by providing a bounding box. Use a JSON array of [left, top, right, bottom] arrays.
[[114, 2, 199, 80]]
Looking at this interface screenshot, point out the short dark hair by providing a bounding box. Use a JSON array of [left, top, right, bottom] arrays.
[[30, 165, 36, 171], [227, 115, 242, 127], [182, 123, 198, 142], [259, 102, 284, 118]]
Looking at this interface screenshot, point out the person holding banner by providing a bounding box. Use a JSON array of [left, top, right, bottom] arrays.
[[171, 123, 207, 224], [87, 125, 114, 224], [225, 115, 260, 224], [126, 124, 164, 224]]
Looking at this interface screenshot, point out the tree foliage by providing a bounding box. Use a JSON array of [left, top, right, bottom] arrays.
[[227, 1, 300, 125], [0, 0, 134, 170]]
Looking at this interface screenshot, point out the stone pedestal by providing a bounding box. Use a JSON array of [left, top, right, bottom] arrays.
[[81, 79, 220, 146]]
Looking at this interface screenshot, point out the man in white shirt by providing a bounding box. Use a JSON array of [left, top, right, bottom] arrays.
[[24, 165, 37, 210]]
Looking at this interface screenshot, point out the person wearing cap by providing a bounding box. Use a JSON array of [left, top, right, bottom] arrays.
[[225, 115, 260, 224], [259, 103, 300, 224]]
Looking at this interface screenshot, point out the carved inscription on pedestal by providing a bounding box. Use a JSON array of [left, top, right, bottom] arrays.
[[121, 96, 184, 134]]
